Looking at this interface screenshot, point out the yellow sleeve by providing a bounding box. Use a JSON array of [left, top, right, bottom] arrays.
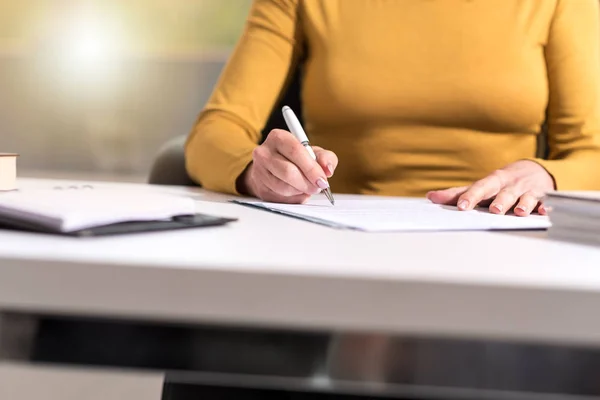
[[533, 0, 600, 190], [185, 0, 304, 194]]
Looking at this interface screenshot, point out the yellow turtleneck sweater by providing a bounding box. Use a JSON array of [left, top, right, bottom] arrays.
[[185, 0, 600, 197]]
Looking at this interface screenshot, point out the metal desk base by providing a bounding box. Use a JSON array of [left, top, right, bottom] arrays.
[[2, 312, 600, 400]]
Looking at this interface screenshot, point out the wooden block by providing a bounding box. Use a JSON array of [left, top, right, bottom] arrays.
[[0, 153, 18, 192]]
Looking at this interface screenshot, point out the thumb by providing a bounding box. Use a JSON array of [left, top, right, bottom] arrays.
[[313, 146, 338, 178]]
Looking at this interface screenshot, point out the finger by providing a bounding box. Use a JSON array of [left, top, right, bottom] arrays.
[[313, 146, 339, 177], [514, 191, 542, 217], [426, 186, 468, 205], [457, 171, 506, 211], [256, 181, 310, 204], [254, 163, 304, 197], [261, 169, 305, 198], [267, 129, 329, 190], [538, 203, 551, 216], [266, 154, 319, 195], [489, 187, 521, 215], [253, 145, 317, 195]]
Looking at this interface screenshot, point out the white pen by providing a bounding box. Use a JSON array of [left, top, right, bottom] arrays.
[[282, 105, 335, 205]]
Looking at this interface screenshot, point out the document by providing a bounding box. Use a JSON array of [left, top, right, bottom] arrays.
[[0, 187, 198, 233], [235, 197, 551, 232]]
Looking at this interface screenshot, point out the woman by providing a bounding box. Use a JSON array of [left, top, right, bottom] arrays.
[[185, 0, 600, 216]]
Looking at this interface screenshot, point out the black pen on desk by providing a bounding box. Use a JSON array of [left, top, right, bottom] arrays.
[[281, 105, 335, 205]]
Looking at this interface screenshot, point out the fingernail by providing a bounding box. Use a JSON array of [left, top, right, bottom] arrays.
[[516, 205, 527, 213], [326, 163, 334, 177], [491, 203, 503, 213], [458, 200, 469, 210], [316, 178, 329, 189]]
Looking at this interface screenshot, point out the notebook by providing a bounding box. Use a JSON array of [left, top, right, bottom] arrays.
[[0, 186, 236, 236], [234, 197, 551, 232]]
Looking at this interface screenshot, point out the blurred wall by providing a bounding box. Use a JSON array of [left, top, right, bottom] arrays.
[[0, 53, 227, 175], [0, 0, 251, 178]]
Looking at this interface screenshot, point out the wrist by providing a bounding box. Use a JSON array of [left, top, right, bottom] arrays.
[[235, 162, 256, 196], [522, 159, 556, 191]]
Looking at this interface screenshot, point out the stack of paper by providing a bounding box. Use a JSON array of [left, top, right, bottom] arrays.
[[545, 192, 600, 247]]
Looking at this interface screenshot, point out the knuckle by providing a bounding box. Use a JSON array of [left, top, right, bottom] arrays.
[[489, 170, 507, 186], [319, 149, 337, 161], [281, 163, 299, 183], [321, 153, 337, 167], [498, 187, 519, 198], [264, 131, 279, 146], [490, 169, 505, 179], [269, 129, 289, 146], [470, 179, 487, 191], [458, 193, 472, 203], [313, 146, 325, 155], [522, 190, 541, 200], [268, 129, 283, 139], [460, 187, 477, 199], [521, 190, 534, 198], [252, 146, 267, 163], [252, 147, 261, 159], [326, 149, 338, 160], [288, 142, 303, 159]]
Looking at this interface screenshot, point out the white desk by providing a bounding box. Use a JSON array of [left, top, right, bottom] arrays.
[[1, 178, 600, 399]]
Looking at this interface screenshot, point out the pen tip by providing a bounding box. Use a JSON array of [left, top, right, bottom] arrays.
[[282, 105, 291, 113], [323, 189, 335, 206]]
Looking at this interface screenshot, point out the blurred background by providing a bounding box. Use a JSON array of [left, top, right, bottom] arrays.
[[0, 0, 251, 181]]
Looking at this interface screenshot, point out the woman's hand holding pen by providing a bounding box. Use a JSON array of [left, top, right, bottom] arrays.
[[427, 160, 555, 216], [237, 129, 338, 204]]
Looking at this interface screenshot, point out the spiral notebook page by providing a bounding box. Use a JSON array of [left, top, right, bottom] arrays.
[[235, 198, 551, 232]]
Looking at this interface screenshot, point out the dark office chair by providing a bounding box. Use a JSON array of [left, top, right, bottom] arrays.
[[147, 65, 304, 186]]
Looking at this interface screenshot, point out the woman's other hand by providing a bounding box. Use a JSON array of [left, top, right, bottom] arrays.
[[237, 129, 338, 203], [427, 160, 555, 216]]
